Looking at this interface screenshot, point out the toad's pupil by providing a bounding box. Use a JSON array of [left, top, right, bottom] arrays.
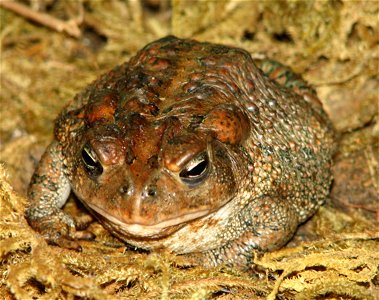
[[179, 153, 209, 187], [82, 145, 103, 177], [183, 159, 208, 177]]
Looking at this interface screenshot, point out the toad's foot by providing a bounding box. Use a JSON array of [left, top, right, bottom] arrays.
[[26, 207, 95, 250]]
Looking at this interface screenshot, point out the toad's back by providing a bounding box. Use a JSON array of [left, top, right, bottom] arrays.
[[27, 36, 335, 267]]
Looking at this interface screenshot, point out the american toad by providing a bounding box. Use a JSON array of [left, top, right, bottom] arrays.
[[26, 36, 335, 267]]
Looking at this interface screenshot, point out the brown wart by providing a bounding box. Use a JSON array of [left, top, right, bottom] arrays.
[[201, 104, 250, 145]]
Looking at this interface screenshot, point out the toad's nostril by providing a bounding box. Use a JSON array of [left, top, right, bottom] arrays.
[[147, 186, 157, 197], [119, 184, 129, 194]]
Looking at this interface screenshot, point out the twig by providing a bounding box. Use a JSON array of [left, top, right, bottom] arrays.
[[0, 0, 82, 38]]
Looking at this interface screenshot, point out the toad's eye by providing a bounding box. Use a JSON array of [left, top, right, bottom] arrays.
[[179, 152, 209, 187], [82, 144, 103, 177]]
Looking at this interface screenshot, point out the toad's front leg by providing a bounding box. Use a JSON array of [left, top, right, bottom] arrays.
[[25, 141, 93, 249]]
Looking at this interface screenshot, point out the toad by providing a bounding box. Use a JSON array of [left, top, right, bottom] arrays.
[[26, 36, 335, 267]]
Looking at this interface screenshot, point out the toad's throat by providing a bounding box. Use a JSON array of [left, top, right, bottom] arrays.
[[86, 202, 213, 237]]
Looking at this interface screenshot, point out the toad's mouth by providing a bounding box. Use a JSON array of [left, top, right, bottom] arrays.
[[86, 202, 213, 238]]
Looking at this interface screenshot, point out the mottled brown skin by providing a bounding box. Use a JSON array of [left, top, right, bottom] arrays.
[[26, 36, 335, 267]]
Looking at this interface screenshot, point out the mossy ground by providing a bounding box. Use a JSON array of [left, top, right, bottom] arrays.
[[0, 1, 378, 299]]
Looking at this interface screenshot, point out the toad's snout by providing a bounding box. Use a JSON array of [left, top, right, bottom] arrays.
[[114, 170, 175, 225]]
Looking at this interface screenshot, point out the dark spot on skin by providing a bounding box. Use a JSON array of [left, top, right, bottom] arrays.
[[148, 103, 160, 116], [137, 72, 150, 85], [147, 185, 157, 197], [189, 115, 204, 130], [148, 155, 159, 169], [125, 147, 136, 165], [214, 148, 227, 159], [162, 106, 173, 114], [210, 45, 230, 55], [120, 184, 129, 194]]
